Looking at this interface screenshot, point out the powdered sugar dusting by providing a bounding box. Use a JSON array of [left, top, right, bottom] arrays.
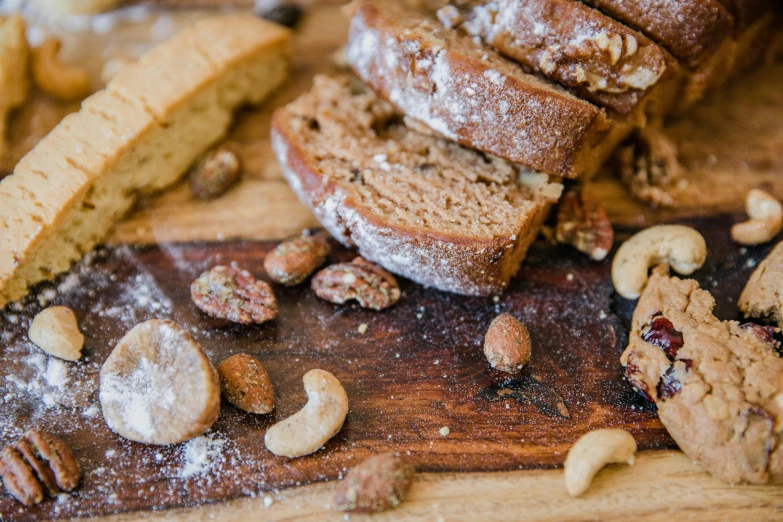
[[178, 433, 228, 480]]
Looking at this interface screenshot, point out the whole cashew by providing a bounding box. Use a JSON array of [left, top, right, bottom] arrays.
[[264, 369, 348, 458], [31, 37, 91, 101], [564, 428, 637, 497], [731, 189, 783, 246], [611, 224, 706, 299]]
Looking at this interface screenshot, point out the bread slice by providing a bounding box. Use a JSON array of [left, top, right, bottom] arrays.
[[0, 15, 290, 308], [272, 75, 562, 296], [434, 0, 680, 120], [580, 0, 734, 68], [345, 0, 624, 179]]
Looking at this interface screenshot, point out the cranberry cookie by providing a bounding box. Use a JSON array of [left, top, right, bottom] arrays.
[[621, 266, 783, 484]]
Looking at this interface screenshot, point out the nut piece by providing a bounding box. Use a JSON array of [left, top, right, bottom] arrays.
[[217, 354, 274, 414], [333, 453, 414, 513], [311, 257, 400, 310], [555, 190, 614, 261], [0, 14, 30, 163], [0, 429, 80, 506], [189, 146, 242, 200], [611, 225, 706, 299], [28, 306, 84, 361], [264, 233, 331, 286], [731, 189, 783, 246], [31, 37, 91, 101], [564, 428, 636, 497], [99, 320, 221, 445], [483, 313, 532, 374], [739, 241, 783, 326], [616, 128, 683, 208], [191, 266, 278, 324], [264, 369, 348, 458]]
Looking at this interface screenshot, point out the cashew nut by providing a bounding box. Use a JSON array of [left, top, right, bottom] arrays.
[[28, 306, 84, 361], [264, 369, 348, 458], [31, 37, 91, 101], [731, 189, 782, 246], [564, 428, 637, 497], [611, 224, 706, 299]]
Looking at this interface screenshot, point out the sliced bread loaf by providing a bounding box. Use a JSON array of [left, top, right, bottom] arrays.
[[272, 75, 562, 296], [345, 0, 624, 179], [0, 15, 290, 308], [434, 0, 680, 120]]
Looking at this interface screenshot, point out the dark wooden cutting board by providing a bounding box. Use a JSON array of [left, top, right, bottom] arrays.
[[0, 213, 776, 521]]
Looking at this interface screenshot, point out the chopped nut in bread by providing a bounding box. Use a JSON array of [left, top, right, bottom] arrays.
[[0, 15, 290, 309]]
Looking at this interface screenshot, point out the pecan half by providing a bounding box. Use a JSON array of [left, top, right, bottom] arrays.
[[334, 453, 414, 512], [191, 266, 278, 324], [0, 429, 80, 506], [555, 190, 614, 261], [264, 233, 331, 286], [311, 257, 400, 310]]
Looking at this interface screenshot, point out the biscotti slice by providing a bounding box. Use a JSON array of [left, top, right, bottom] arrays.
[[580, 0, 734, 68], [0, 15, 290, 309], [272, 76, 562, 296], [345, 0, 620, 179], [434, 0, 680, 120]]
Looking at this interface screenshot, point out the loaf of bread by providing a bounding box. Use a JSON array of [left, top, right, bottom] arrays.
[[581, 0, 734, 68], [345, 0, 629, 179], [434, 0, 680, 120], [0, 15, 290, 309], [272, 75, 563, 296]]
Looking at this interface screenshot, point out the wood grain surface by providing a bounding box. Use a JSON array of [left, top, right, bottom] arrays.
[[0, 2, 781, 521]]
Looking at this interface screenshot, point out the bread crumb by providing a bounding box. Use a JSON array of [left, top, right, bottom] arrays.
[[439, 426, 450, 436], [357, 323, 368, 334]]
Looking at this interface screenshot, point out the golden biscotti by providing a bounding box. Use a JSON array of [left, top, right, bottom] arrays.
[[0, 15, 290, 309]]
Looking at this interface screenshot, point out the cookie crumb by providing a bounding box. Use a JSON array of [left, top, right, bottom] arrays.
[[439, 426, 450, 437], [357, 323, 368, 334]]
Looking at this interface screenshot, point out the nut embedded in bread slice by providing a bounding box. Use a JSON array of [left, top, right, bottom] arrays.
[[272, 75, 563, 296], [345, 0, 621, 179], [434, 0, 680, 120]]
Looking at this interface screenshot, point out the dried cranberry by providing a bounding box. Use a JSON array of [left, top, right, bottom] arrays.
[[740, 323, 782, 353], [624, 362, 653, 402], [642, 316, 683, 360], [657, 365, 682, 400]]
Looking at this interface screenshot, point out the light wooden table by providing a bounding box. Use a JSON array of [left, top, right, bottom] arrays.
[[7, 2, 782, 520]]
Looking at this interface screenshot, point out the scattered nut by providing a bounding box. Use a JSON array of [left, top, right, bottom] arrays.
[[333, 453, 414, 513], [564, 428, 636, 497], [0, 14, 30, 164], [611, 225, 706, 299], [739, 241, 783, 326], [0, 429, 80, 506], [30, 0, 122, 15], [264, 369, 348, 458], [99, 320, 221, 445], [191, 265, 278, 324], [217, 354, 274, 414], [28, 306, 84, 361], [264, 232, 331, 286], [483, 313, 532, 374], [311, 257, 400, 310], [31, 37, 91, 101], [731, 189, 783, 245], [189, 146, 242, 200], [555, 190, 614, 261]]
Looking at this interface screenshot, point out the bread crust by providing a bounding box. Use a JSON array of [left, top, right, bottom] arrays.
[[582, 0, 734, 68], [441, 0, 680, 118], [346, 0, 615, 179], [271, 110, 550, 296]]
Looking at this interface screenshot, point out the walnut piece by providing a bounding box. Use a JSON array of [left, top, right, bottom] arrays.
[[191, 266, 278, 324], [334, 453, 414, 512], [555, 190, 614, 261], [312, 257, 400, 310]]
